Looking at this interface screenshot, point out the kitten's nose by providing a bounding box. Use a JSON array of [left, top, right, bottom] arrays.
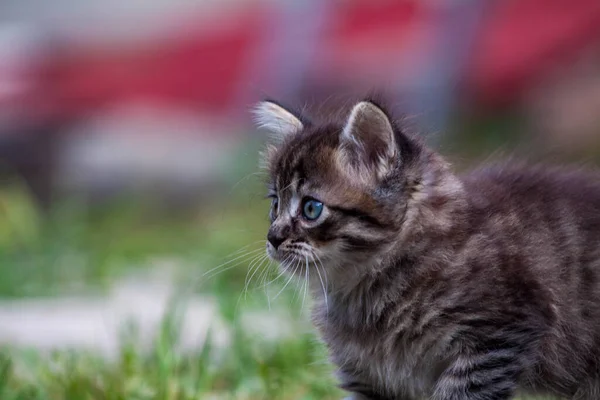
[[267, 231, 285, 250]]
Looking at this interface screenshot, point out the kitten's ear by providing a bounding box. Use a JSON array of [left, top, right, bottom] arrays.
[[338, 100, 397, 181], [252, 100, 304, 143]]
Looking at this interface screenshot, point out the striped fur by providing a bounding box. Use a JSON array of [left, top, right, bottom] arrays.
[[255, 97, 600, 400]]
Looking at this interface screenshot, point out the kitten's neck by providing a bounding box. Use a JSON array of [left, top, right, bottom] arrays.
[[399, 154, 469, 252], [311, 253, 416, 330]]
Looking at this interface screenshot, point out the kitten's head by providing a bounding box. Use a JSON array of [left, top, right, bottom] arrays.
[[254, 98, 461, 284]]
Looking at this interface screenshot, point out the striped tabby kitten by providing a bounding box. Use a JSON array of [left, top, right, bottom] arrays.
[[254, 98, 600, 400]]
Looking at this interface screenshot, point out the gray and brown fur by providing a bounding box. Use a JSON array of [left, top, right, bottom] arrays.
[[253, 97, 600, 400]]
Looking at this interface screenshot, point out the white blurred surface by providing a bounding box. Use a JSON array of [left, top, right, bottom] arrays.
[[0, 263, 292, 357]]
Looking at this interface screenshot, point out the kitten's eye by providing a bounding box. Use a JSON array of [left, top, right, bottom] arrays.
[[269, 196, 278, 211], [302, 198, 323, 221], [266, 194, 278, 206]]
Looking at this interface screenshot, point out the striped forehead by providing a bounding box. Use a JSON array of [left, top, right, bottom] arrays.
[[276, 170, 302, 212], [271, 130, 337, 210], [275, 145, 308, 216], [275, 143, 306, 193]]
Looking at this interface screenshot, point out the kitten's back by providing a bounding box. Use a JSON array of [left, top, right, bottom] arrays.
[[460, 164, 600, 396]]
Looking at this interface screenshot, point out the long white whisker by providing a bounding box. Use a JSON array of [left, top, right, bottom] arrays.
[[202, 258, 256, 283], [301, 254, 309, 314], [244, 255, 269, 300], [256, 254, 273, 284], [293, 259, 305, 305], [259, 253, 290, 291], [263, 256, 289, 311], [242, 253, 262, 295], [288, 258, 301, 304], [260, 256, 291, 288], [312, 253, 329, 316], [233, 253, 270, 320], [274, 257, 299, 300], [201, 248, 264, 278], [265, 272, 272, 311], [174, 242, 267, 308], [258, 256, 276, 288], [225, 241, 265, 258], [244, 253, 269, 299], [201, 249, 264, 283], [230, 171, 267, 193], [312, 251, 328, 288]]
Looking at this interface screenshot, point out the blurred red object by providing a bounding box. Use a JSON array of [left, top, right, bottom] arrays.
[[9, 0, 600, 125], [39, 6, 267, 120], [469, 0, 600, 108]]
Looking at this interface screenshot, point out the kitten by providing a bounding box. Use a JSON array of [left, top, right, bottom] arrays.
[[253, 97, 600, 400]]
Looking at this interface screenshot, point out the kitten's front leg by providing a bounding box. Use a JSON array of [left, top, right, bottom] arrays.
[[432, 347, 521, 400]]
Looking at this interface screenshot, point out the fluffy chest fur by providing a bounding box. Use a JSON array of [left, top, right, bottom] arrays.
[[312, 265, 458, 399], [316, 306, 446, 399]]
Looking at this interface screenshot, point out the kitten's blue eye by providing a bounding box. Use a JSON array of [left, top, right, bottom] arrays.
[[270, 197, 278, 212], [302, 199, 323, 220]]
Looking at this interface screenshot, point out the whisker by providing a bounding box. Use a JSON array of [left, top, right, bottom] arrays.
[[289, 259, 301, 304], [312, 251, 329, 289], [233, 253, 270, 320], [259, 253, 288, 290], [230, 171, 267, 194], [301, 254, 309, 314], [258, 256, 275, 288], [201, 248, 264, 278], [244, 253, 269, 300], [225, 240, 265, 258], [312, 252, 329, 316], [168, 242, 267, 314], [259, 256, 291, 289], [242, 254, 261, 296], [265, 277, 272, 311], [201, 256, 260, 284], [262, 256, 290, 310], [274, 258, 300, 300], [200, 249, 265, 283], [294, 259, 305, 305]]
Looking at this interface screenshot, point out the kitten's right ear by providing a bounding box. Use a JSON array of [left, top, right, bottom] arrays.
[[252, 100, 305, 143]]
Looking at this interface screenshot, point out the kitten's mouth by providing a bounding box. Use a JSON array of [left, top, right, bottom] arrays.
[[266, 242, 280, 260], [266, 245, 300, 267], [267, 243, 323, 277], [266, 243, 331, 296]]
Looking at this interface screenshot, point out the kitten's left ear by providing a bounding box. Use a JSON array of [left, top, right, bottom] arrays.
[[252, 100, 305, 143], [339, 100, 397, 180]]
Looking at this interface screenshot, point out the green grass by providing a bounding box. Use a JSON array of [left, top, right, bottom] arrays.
[[0, 162, 347, 399], [0, 316, 341, 400]]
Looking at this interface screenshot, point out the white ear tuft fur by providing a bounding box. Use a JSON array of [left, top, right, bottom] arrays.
[[252, 101, 304, 142]]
